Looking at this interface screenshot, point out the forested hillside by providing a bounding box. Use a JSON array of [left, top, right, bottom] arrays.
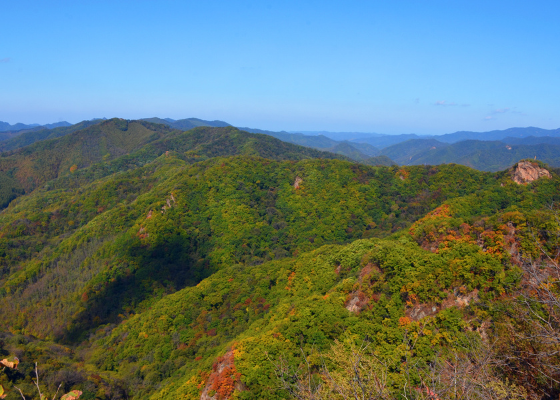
[[1, 156, 505, 340], [0, 119, 346, 209], [0, 119, 103, 153], [6, 117, 559, 173], [1, 119, 560, 400]]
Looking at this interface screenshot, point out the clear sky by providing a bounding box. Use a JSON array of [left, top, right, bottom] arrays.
[[1, 1, 559, 134]]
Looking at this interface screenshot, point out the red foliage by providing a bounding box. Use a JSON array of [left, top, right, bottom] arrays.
[[418, 386, 441, 400], [201, 348, 242, 399]]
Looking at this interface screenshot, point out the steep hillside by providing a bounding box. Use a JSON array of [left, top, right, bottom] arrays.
[[0, 118, 229, 153], [0, 157, 515, 342], [0, 119, 104, 153], [0, 121, 346, 209], [0, 155, 558, 399], [82, 168, 559, 399], [0, 119, 174, 206]]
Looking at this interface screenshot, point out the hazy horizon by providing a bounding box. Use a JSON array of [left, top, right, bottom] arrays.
[[2, 116, 559, 138], [2, 1, 559, 134]]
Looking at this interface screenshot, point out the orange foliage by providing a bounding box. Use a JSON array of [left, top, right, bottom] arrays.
[[285, 271, 297, 290], [202, 348, 242, 400], [397, 168, 410, 180], [288, 271, 296, 282], [399, 316, 412, 326], [409, 204, 452, 237]]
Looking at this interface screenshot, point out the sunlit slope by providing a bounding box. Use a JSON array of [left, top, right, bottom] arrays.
[[0, 156, 509, 341], [0, 120, 345, 208], [0, 119, 173, 207], [0, 119, 103, 153], [87, 182, 560, 399]]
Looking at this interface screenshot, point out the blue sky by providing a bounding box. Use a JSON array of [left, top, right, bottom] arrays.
[[1, 1, 559, 134]]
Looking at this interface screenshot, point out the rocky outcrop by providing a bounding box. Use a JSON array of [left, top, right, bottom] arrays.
[[512, 161, 551, 184], [406, 288, 479, 321], [293, 176, 303, 189], [345, 291, 368, 313], [161, 193, 177, 213], [406, 303, 439, 321], [200, 349, 243, 400]]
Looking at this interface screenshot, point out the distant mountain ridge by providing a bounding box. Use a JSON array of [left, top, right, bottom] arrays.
[[137, 122, 394, 166], [380, 138, 560, 171], [238, 127, 339, 148], [0, 121, 40, 132], [304, 126, 560, 171], [501, 135, 560, 146], [380, 139, 449, 164], [0, 120, 71, 132], [0, 118, 392, 167], [237, 127, 395, 165], [0, 119, 348, 208], [141, 117, 230, 130], [0, 119, 104, 152], [435, 126, 560, 143], [2, 117, 559, 172], [297, 126, 560, 148]]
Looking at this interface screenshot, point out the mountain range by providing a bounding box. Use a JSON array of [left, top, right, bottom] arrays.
[[380, 137, 560, 171], [0, 116, 559, 399], [0, 119, 348, 209], [301, 126, 560, 145], [2, 119, 560, 172]]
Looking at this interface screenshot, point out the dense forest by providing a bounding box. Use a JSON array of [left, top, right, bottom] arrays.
[[1, 119, 560, 399]]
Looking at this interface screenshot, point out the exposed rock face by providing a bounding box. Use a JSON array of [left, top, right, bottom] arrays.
[[406, 288, 479, 321], [345, 291, 368, 313], [293, 176, 303, 189], [512, 161, 551, 184], [200, 349, 242, 400], [406, 303, 438, 321]]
